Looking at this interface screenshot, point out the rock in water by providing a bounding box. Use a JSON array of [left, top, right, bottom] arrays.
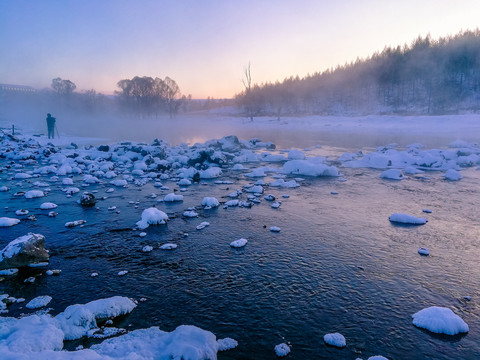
[[0, 233, 49, 270], [80, 192, 96, 207]]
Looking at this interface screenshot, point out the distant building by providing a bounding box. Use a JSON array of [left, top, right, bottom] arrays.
[[0, 84, 37, 93]]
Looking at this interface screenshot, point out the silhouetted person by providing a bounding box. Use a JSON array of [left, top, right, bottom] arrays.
[[46, 113, 56, 139]]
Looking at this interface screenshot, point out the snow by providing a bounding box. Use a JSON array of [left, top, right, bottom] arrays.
[[274, 343, 291, 356], [142, 245, 153, 252], [160, 243, 178, 250], [24, 190, 45, 199], [90, 325, 218, 360], [380, 169, 405, 180], [270, 179, 300, 188], [110, 179, 128, 187], [323, 332, 346, 347], [136, 207, 168, 229], [0, 217, 20, 227], [282, 159, 339, 177], [56, 296, 137, 340], [40, 202, 58, 210], [183, 210, 199, 218], [217, 337, 238, 351], [388, 213, 428, 225], [230, 238, 248, 248], [0, 268, 18, 276], [163, 193, 184, 202], [444, 169, 462, 181], [0, 233, 45, 260], [412, 306, 469, 335], [202, 197, 220, 208], [26, 295, 52, 309]]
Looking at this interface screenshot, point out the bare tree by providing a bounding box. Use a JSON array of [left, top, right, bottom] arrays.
[[241, 63, 254, 121]]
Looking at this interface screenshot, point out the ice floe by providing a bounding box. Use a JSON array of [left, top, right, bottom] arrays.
[[274, 343, 291, 356], [324, 332, 346, 347], [26, 295, 52, 309], [230, 238, 248, 248]]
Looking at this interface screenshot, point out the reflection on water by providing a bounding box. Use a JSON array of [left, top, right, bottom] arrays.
[[1, 154, 479, 359]]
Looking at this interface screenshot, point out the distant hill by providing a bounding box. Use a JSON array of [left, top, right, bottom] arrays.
[[236, 29, 480, 117]]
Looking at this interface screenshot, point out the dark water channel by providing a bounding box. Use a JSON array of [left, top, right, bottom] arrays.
[[1, 148, 480, 359]]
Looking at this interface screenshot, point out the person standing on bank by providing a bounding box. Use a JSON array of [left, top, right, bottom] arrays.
[[46, 113, 56, 139]]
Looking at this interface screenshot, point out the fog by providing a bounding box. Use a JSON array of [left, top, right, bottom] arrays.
[[2, 93, 480, 151]]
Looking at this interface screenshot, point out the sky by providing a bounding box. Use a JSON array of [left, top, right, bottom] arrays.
[[1, 0, 479, 99]]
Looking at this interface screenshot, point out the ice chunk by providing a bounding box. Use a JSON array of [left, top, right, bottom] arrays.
[[26, 295, 52, 309], [324, 332, 346, 347], [388, 213, 427, 225], [183, 210, 199, 218], [110, 179, 128, 187], [136, 207, 168, 229], [142, 245, 153, 252], [270, 226, 281, 232], [412, 306, 468, 335]]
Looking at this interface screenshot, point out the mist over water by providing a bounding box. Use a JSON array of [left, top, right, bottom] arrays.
[[5, 111, 480, 151]]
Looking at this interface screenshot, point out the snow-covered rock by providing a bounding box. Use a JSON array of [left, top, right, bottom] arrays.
[[26, 295, 52, 309], [0, 233, 49, 270], [418, 247, 430, 256], [202, 197, 220, 208], [282, 159, 339, 177], [217, 337, 238, 351], [0, 217, 20, 227], [412, 306, 468, 335], [388, 213, 428, 225], [274, 343, 291, 356], [160, 243, 178, 250], [40, 202, 58, 210], [380, 169, 405, 180], [444, 169, 462, 181], [136, 207, 168, 229], [163, 193, 184, 202], [324, 332, 346, 347], [24, 190, 45, 199], [230, 238, 248, 248]]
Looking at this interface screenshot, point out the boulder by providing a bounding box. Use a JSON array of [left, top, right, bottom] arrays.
[[0, 233, 49, 270], [80, 192, 96, 207]]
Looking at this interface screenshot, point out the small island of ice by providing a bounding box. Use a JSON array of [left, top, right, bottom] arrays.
[[324, 332, 346, 348], [136, 207, 168, 229], [388, 213, 428, 225]]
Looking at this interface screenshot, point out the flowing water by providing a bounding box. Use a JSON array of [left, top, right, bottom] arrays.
[[1, 138, 480, 359]]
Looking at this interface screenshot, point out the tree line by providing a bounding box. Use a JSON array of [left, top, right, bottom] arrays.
[[235, 29, 480, 118]]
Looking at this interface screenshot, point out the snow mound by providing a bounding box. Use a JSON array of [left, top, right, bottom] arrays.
[[444, 169, 462, 181], [217, 337, 238, 351], [160, 243, 178, 250], [0, 217, 20, 227], [202, 197, 220, 208], [164, 193, 184, 202], [91, 325, 218, 360], [136, 207, 168, 229], [270, 179, 300, 188], [282, 159, 338, 177], [324, 332, 346, 347], [389, 213, 428, 225], [412, 306, 468, 335], [26, 295, 52, 309], [24, 190, 45, 199], [40, 202, 58, 210], [418, 247, 430, 256], [230, 238, 248, 248], [380, 169, 405, 180], [274, 343, 291, 356], [56, 296, 137, 340]]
